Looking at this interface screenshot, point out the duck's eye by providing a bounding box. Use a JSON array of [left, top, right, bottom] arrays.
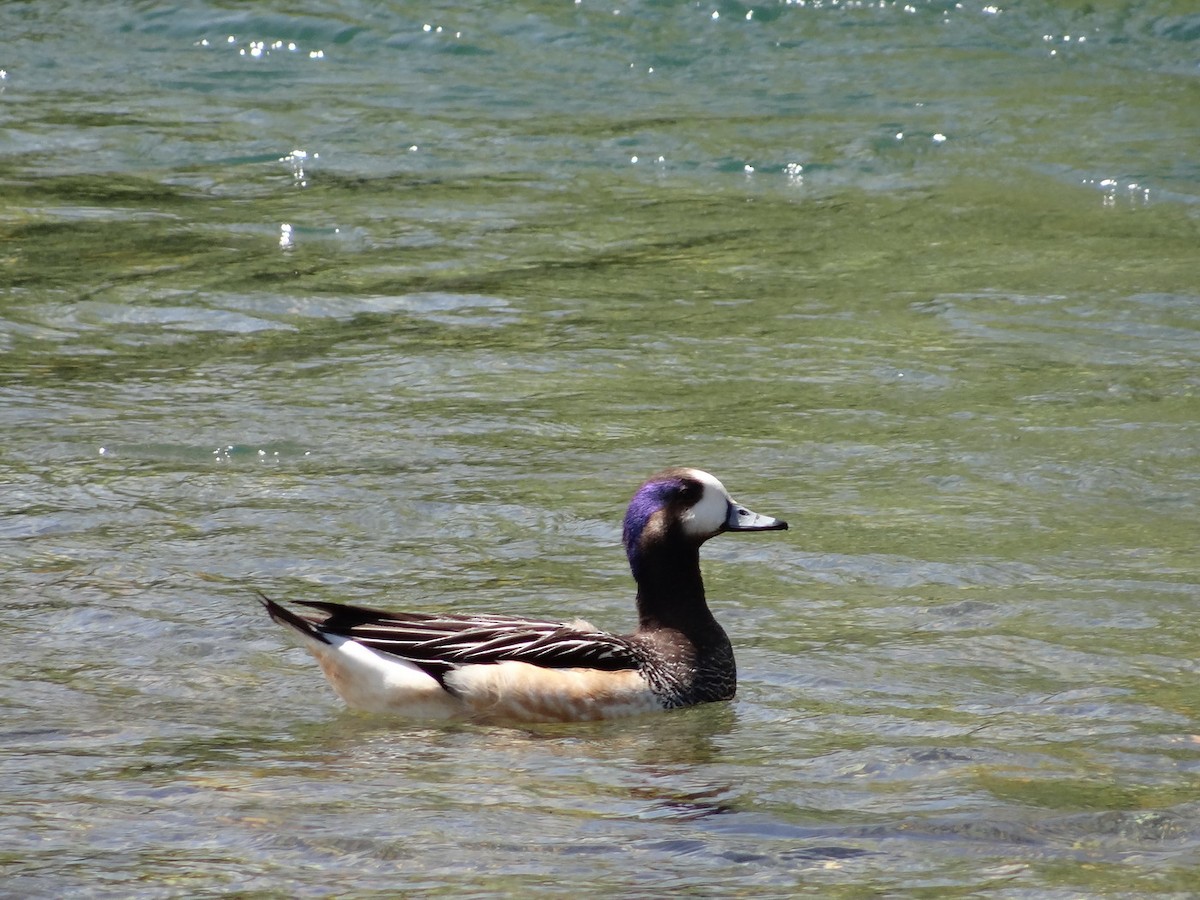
[[735, 507, 750, 518]]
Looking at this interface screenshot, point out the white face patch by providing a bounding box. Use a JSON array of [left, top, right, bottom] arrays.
[[679, 469, 733, 539]]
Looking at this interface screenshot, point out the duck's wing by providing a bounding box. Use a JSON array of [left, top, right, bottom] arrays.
[[260, 595, 640, 678]]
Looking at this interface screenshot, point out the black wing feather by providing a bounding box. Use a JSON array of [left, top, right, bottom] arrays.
[[270, 596, 641, 676]]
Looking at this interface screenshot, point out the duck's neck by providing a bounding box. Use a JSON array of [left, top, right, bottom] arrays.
[[632, 542, 721, 638]]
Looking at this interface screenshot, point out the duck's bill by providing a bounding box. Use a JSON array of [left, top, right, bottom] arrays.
[[725, 503, 789, 532]]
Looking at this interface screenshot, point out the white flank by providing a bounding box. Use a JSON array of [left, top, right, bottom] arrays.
[[447, 661, 663, 723], [298, 633, 462, 719], [287, 629, 662, 723]]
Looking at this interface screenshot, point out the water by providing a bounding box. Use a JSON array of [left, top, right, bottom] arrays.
[[3, 0, 1199, 895]]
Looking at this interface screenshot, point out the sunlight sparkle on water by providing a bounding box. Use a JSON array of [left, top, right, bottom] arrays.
[[280, 149, 317, 187], [200, 36, 312, 58], [1082, 177, 1151, 207], [422, 24, 463, 39]]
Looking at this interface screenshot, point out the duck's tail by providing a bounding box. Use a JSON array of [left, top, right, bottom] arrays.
[[256, 591, 332, 645], [256, 591, 463, 717]]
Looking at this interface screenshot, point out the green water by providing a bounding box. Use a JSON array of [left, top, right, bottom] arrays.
[[3, 0, 1200, 895]]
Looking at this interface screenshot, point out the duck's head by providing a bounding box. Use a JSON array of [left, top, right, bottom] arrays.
[[622, 467, 787, 576]]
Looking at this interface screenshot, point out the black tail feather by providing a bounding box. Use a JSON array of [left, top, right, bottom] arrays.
[[256, 591, 332, 645]]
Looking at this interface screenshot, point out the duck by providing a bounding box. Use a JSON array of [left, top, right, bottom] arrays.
[[258, 467, 787, 723]]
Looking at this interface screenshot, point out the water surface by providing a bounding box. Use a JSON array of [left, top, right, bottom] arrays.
[[3, 1, 1199, 895]]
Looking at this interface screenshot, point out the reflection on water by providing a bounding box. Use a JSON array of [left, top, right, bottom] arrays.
[[3, 0, 1200, 895]]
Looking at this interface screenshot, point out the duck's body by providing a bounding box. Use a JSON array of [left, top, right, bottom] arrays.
[[260, 467, 786, 723]]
